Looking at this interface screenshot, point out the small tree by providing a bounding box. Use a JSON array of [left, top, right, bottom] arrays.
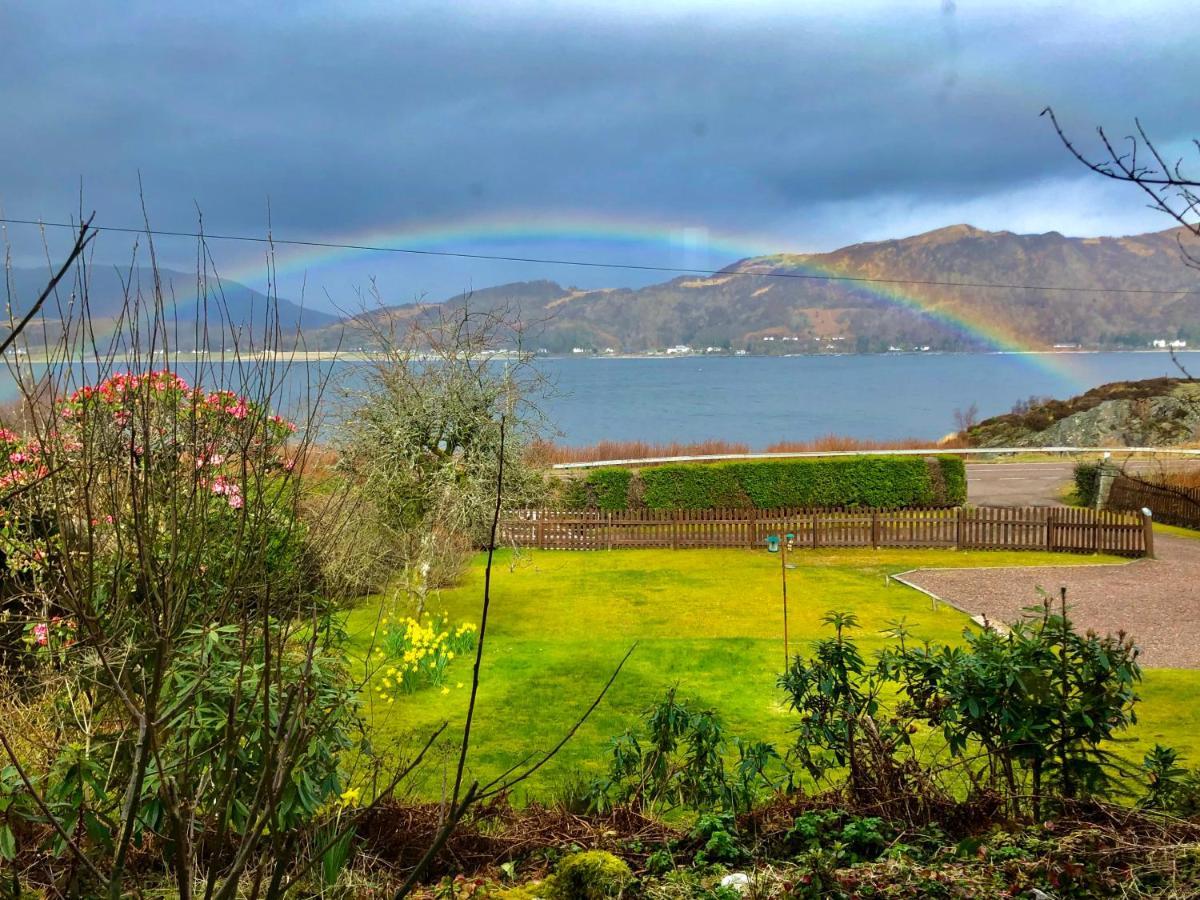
[[338, 301, 548, 610], [778, 612, 935, 813]]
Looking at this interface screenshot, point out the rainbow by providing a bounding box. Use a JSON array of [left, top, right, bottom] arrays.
[[211, 212, 1082, 383]]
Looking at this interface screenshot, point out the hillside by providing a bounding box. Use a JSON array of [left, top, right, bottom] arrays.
[[966, 377, 1200, 447], [305, 223, 1200, 353], [2, 266, 338, 351], [8, 224, 1200, 354]]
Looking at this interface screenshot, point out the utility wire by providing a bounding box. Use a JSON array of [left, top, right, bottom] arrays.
[[2, 215, 1199, 295]]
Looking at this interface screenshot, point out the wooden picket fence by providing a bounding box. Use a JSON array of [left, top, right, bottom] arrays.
[[1108, 474, 1200, 530], [501, 506, 1149, 556]]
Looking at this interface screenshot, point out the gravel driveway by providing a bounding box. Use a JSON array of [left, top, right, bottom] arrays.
[[897, 534, 1200, 668]]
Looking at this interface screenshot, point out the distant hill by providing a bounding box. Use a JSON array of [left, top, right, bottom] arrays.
[[965, 378, 1200, 447], [2, 265, 338, 351], [305, 224, 1200, 353], [8, 224, 1200, 354]]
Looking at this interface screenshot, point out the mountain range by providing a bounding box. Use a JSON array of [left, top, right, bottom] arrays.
[[7, 224, 1200, 354]]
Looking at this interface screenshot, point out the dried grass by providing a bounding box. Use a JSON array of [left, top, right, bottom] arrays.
[[530, 433, 967, 465]]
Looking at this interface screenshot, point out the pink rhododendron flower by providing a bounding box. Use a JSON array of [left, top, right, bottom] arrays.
[[33, 623, 48, 646]]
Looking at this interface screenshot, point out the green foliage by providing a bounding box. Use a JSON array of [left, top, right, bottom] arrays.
[[785, 811, 890, 864], [884, 594, 1142, 815], [586, 468, 634, 511], [0, 368, 365, 893], [556, 475, 592, 510], [1073, 462, 1101, 506], [938, 455, 968, 503], [642, 463, 749, 509], [548, 851, 633, 900], [1137, 744, 1200, 815], [778, 612, 909, 788], [586, 688, 786, 815], [644, 849, 676, 876], [376, 614, 477, 694], [566, 456, 968, 511], [689, 813, 745, 866]]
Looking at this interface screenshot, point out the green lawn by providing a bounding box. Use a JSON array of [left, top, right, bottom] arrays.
[[343, 547, 1200, 799]]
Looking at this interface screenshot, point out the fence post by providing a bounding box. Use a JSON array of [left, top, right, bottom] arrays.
[[954, 506, 963, 550], [748, 507, 759, 549], [871, 509, 879, 549], [1142, 508, 1155, 559], [1045, 507, 1055, 553], [811, 510, 819, 549], [672, 509, 680, 550], [536, 514, 545, 549]]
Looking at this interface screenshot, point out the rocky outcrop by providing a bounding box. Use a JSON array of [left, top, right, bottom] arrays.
[[968, 380, 1200, 448]]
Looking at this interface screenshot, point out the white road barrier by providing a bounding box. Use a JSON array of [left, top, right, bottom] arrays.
[[551, 447, 1200, 470]]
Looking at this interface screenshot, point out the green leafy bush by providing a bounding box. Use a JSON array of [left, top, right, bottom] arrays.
[[559, 456, 967, 511], [586, 688, 785, 815], [884, 595, 1142, 816], [785, 811, 890, 864], [938, 455, 968, 503], [641, 463, 751, 509], [586, 468, 634, 510], [1074, 462, 1102, 506], [548, 851, 633, 900]]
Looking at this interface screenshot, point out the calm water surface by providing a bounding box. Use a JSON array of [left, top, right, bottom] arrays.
[[535, 352, 1200, 447], [5, 352, 1196, 448]]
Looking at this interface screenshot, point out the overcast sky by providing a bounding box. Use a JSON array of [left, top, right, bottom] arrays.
[[2, 0, 1197, 307]]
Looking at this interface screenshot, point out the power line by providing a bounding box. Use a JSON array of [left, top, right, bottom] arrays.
[[2, 215, 1199, 296]]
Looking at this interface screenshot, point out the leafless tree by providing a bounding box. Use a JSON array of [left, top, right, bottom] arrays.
[[953, 401, 980, 434], [1044, 108, 1200, 501]]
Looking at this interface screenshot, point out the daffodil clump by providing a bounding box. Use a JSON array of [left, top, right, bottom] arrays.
[[373, 614, 477, 701]]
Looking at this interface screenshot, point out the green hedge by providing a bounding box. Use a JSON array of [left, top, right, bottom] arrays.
[[1074, 462, 1101, 507], [586, 468, 633, 511], [559, 455, 967, 510]]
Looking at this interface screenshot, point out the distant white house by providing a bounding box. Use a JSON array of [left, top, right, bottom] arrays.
[[571, 347, 588, 354], [762, 335, 776, 342], [1151, 339, 1188, 349], [665, 344, 693, 355]]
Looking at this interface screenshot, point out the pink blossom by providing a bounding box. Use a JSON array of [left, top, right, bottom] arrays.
[[227, 492, 244, 510], [33, 623, 48, 646], [8, 451, 28, 465]]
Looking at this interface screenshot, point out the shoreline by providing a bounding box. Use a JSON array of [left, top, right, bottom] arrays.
[[4, 348, 1196, 365]]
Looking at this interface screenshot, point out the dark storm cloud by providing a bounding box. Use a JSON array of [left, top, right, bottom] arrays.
[[1, 0, 1196, 280]]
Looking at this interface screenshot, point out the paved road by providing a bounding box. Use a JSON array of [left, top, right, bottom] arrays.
[[967, 460, 1200, 507]]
